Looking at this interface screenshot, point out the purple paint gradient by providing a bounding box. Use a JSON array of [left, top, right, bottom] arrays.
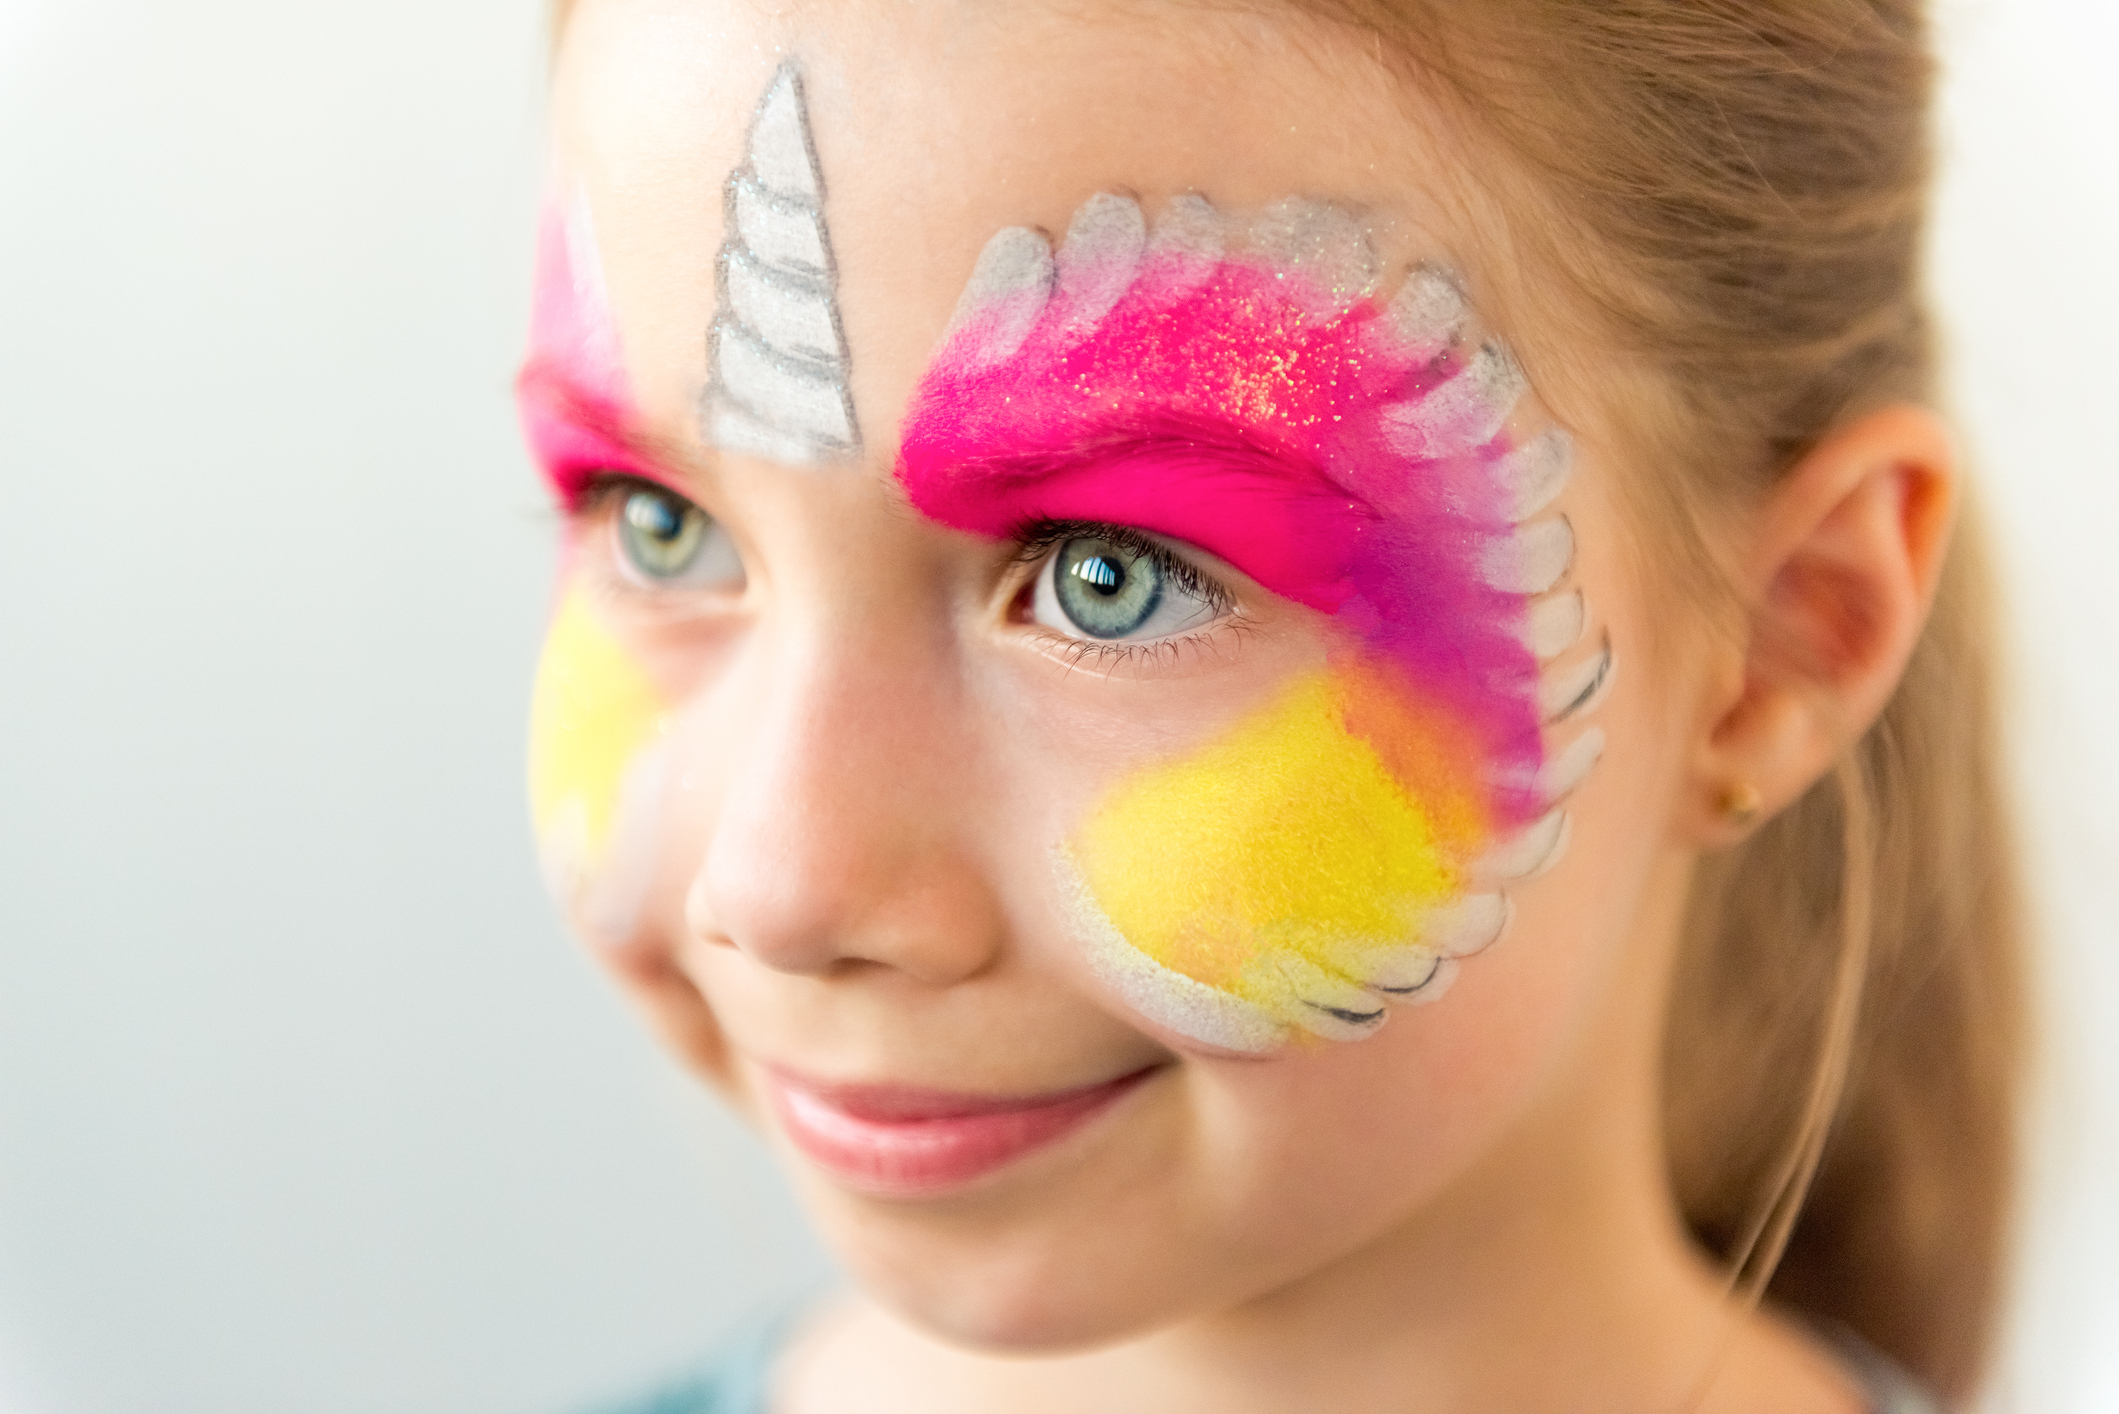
[[897, 240, 1547, 824]]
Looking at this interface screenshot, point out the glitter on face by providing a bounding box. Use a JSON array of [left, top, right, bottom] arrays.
[[899, 196, 1547, 822], [897, 194, 1603, 1049]]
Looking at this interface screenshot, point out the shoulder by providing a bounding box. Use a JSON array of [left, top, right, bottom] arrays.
[[580, 1309, 795, 1414], [1821, 1326, 1947, 1414], [1712, 1304, 1947, 1414]]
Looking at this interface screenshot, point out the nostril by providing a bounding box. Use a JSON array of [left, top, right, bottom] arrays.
[[687, 839, 862, 977], [683, 870, 744, 952]]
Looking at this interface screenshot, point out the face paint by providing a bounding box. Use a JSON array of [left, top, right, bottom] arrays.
[[518, 195, 677, 509], [1064, 666, 1491, 1050], [701, 61, 861, 467], [518, 192, 674, 944], [897, 194, 1612, 1050], [528, 590, 671, 945]]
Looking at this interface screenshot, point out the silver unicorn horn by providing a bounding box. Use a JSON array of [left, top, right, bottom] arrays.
[[701, 62, 861, 466]]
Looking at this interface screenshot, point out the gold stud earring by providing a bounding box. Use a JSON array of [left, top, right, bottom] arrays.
[[1718, 780, 1763, 828]]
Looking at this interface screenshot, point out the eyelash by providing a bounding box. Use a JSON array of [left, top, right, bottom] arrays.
[[570, 472, 654, 518], [1011, 518, 1244, 670], [559, 488, 1245, 668]]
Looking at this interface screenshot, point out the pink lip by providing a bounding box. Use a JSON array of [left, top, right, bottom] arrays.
[[760, 1066, 1156, 1198]]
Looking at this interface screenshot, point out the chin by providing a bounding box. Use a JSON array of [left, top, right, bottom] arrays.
[[800, 1184, 1209, 1355], [864, 1252, 1177, 1355]]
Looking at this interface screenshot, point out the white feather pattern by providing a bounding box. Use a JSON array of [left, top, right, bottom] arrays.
[[1483, 517, 1575, 595], [1538, 727, 1606, 802], [1498, 428, 1574, 522], [1249, 197, 1381, 320], [1473, 809, 1572, 883], [1380, 341, 1526, 458], [948, 226, 1055, 369], [1054, 193, 1147, 336], [1386, 264, 1466, 365], [1520, 589, 1587, 660], [1539, 639, 1614, 722]]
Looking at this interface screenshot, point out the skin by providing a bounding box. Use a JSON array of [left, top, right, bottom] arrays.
[[537, 2, 1958, 1409]]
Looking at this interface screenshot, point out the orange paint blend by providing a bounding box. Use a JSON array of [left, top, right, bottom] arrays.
[[899, 196, 1589, 1048], [513, 183, 1601, 1044]]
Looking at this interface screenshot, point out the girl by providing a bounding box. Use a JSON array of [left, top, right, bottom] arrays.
[[518, 1, 2029, 1409]]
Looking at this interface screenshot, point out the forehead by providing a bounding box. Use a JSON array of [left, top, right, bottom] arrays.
[[550, 0, 1479, 445]]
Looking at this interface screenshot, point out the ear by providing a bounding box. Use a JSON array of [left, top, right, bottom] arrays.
[[1684, 404, 1957, 842]]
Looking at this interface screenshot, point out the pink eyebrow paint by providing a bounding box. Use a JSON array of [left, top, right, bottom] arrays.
[[895, 195, 1613, 1050], [517, 195, 686, 509], [896, 200, 1547, 825]]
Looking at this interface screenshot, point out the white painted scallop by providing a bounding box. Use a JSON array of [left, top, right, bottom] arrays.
[[1423, 891, 1513, 959], [1389, 957, 1460, 1007], [948, 226, 1055, 369], [1380, 341, 1527, 458], [1497, 428, 1574, 522], [1482, 516, 1575, 596], [1386, 263, 1466, 365], [1539, 638, 1615, 723], [1473, 808, 1572, 883], [1248, 198, 1381, 319], [1520, 589, 1587, 660], [1054, 193, 1147, 336], [1537, 726, 1606, 803]]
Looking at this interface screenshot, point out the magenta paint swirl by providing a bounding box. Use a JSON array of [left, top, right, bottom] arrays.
[[896, 227, 1547, 824]]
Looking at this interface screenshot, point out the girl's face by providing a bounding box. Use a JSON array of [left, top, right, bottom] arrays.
[[528, 0, 1701, 1350]]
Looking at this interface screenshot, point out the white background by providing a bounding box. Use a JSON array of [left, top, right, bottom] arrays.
[[0, 0, 2111, 1409]]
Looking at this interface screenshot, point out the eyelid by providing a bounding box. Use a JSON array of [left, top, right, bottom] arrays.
[[573, 470, 705, 518]]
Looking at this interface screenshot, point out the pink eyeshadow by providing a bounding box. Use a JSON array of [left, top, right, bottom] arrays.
[[516, 198, 686, 509], [897, 246, 1546, 825]]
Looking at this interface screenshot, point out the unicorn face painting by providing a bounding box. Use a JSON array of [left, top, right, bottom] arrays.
[[898, 194, 1612, 1052], [526, 54, 1612, 1050], [528, 3, 1697, 1358]]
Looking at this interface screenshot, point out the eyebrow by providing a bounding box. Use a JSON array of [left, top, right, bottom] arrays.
[[515, 361, 706, 508]]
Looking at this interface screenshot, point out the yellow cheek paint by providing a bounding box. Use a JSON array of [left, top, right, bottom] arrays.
[[1062, 663, 1495, 1052], [528, 587, 669, 942]]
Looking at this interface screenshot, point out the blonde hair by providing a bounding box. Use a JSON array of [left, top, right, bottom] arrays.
[[1275, 0, 2031, 1400]]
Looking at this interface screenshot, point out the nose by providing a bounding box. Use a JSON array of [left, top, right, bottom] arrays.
[[684, 603, 1006, 986]]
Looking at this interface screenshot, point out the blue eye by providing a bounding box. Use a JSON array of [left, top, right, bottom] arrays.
[[1054, 537, 1163, 638], [1031, 532, 1224, 644], [613, 485, 743, 588]]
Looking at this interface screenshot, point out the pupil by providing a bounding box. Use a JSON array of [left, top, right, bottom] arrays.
[[618, 487, 710, 581], [631, 497, 680, 541], [1053, 536, 1163, 640], [1072, 555, 1123, 596]]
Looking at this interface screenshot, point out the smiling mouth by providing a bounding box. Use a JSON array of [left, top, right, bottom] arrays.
[[758, 1065, 1159, 1198]]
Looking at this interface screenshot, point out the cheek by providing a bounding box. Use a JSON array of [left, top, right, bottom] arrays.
[[1061, 664, 1503, 1052], [527, 585, 672, 945], [1199, 931, 1596, 1245]]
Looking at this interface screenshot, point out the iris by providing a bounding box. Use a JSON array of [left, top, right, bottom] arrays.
[[618, 488, 708, 579], [1055, 536, 1165, 639]]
